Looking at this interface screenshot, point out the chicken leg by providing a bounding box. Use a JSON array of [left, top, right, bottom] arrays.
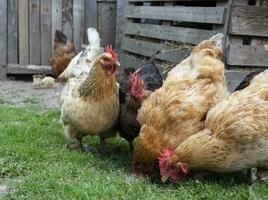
[[66, 137, 84, 151], [66, 137, 93, 152]]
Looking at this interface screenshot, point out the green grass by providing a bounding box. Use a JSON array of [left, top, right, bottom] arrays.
[[0, 104, 268, 199]]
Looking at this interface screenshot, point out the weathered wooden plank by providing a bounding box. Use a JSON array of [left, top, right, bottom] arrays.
[[125, 22, 218, 45], [29, 0, 41, 65], [98, 2, 117, 47], [98, 0, 116, 2], [225, 70, 253, 92], [85, 0, 97, 43], [230, 5, 268, 37], [116, 0, 126, 51], [51, 0, 62, 51], [73, 0, 84, 52], [19, 0, 29, 65], [227, 45, 268, 67], [213, 0, 232, 62], [41, 0, 51, 65], [7, 0, 18, 64], [0, 0, 7, 80], [120, 53, 147, 69], [62, 0, 73, 40], [7, 64, 52, 75], [125, 6, 226, 24], [162, 2, 173, 26], [122, 37, 190, 63], [129, 0, 222, 1]]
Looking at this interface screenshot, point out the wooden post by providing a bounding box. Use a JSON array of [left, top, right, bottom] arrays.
[[19, 0, 29, 65], [29, 0, 41, 65], [85, 0, 97, 43], [7, 0, 18, 64], [214, 0, 233, 63], [0, 0, 7, 80], [41, 0, 52, 65], [73, 0, 85, 52], [51, 0, 62, 51], [116, 0, 126, 52], [62, 0, 73, 41]]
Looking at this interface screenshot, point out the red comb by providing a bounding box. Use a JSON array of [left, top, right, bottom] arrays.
[[105, 45, 117, 60]]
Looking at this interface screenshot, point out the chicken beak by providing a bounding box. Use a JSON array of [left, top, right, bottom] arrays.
[[115, 61, 120, 68], [161, 175, 169, 183]]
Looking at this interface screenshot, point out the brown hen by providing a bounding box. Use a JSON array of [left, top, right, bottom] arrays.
[[133, 35, 229, 176]]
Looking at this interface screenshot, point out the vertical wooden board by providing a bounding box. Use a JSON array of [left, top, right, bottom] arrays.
[[0, 0, 7, 80], [19, 0, 29, 65], [85, 0, 97, 43], [7, 0, 18, 64], [51, 0, 62, 51], [73, 0, 84, 52], [29, 0, 41, 65], [98, 2, 117, 47], [213, 0, 231, 62], [116, 0, 126, 51], [62, 0, 73, 41], [251, 0, 268, 46], [41, 0, 51, 65]]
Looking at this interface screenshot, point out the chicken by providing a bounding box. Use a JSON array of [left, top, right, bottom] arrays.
[[116, 50, 163, 104], [58, 28, 103, 80], [33, 75, 55, 89], [118, 65, 163, 152], [49, 30, 76, 77], [117, 51, 163, 152], [133, 35, 229, 176], [60, 46, 120, 151], [159, 69, 268, 182]]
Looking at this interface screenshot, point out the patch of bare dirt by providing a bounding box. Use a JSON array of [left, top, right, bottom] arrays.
[[0, 80, 64, 109]]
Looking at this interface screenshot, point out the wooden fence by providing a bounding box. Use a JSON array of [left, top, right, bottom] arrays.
[[118, 0, 231, 73], [226, 0, 268, 68], [0, 0, 117, 80], [116, 0, 268, 91]]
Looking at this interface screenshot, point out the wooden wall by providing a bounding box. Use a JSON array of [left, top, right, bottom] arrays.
[[0, 0, 117, 80], [116, 0, 268, 90], [118, 0, 230, 75], [226, 0, 268, 68]]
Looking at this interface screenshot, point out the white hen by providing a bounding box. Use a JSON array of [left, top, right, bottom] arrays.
[[58, 28, 104, 80]]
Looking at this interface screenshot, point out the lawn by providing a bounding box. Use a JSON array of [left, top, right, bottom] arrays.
[[0, 104, 268, 199]]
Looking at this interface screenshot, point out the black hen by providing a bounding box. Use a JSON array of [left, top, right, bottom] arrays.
[[234, 70, 264, 91], [117, 51, 163, 152]]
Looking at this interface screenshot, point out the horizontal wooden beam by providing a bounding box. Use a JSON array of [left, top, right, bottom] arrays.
[[129, 0, 224, 2], [125, 6, 226, 24], [120, 53, 148, 69], [122, 37, 190, 63], [230, 5, 268, 37], [125, 22, 218, 45], [227, 45, 268, 67], [7, 64, 52, 74]]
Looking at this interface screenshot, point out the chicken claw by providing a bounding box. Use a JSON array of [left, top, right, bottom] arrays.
[[65, 138, 93, 153], [257, 169, 268, 182]]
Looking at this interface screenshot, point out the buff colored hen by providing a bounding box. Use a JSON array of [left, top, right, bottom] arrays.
[[60, 46, 120, 152], [160, 69, 268, 182], [133, 34, 229, 176]]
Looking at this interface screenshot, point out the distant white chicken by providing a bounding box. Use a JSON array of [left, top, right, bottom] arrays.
[[33, 75, 55, 89], [58, 28, 103, 80]]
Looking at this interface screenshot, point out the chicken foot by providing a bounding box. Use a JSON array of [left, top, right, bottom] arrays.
[[257, 168, 268, 182], [66, 137, 92, 153], [99, 136, 113, 154], [98, 127, 117, 154], [129, 141, 134, 154]]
